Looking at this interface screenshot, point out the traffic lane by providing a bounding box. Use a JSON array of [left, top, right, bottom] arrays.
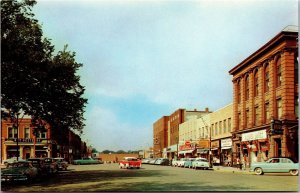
[[2, 164, 298, 192]]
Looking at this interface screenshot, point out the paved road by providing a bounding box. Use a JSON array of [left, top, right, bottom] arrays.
[[1, 163, 298, 192]]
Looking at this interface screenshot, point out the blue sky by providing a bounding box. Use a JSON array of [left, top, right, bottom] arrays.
[[33, 0, 298, 151]]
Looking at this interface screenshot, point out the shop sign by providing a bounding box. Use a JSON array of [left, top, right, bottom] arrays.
[[211, 141, 219, 149], [241, 130, 267, 142], [5, 138, 42, 143], [221, 138, 232, 148], [198, 140, 209, 148]]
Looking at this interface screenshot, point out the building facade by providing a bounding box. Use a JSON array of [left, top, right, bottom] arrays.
[[1, 118, 52, 162], [229, 26, 298, 167], [153, 116, 169, 158]]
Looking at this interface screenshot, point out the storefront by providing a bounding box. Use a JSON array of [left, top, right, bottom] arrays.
[[196, 139, 210, 159], [178, 141, 196, 158], [241, 129, 269, 167], [220, 138, 232, 166], [166, 144, 178, 160], [211, 140, 220, 165]]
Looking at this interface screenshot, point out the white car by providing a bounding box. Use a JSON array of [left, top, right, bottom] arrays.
[[177, 158, 189, 167], [3, 157, 26, 167], [192, 158, 210, 170]]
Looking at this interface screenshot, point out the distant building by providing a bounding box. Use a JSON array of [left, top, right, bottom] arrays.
[[153, 116, 169, 158], [229, 26, 298, 166]]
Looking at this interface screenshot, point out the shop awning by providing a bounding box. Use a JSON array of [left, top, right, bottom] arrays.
[[178, 150, 194, 154], [221, 147, 232, 150], [197, 149, 209, 154], [211, 148, 219, 151]]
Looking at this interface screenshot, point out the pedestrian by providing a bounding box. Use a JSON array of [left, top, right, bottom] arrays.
[[236, 157, 241, 170], [243, 154, 247, 170]]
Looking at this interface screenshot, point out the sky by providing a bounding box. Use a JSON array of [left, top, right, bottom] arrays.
[[32, 0, 298, 152]]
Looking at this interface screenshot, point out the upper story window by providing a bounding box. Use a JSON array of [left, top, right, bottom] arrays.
[[254, 70, 259, 97], [295, 97, 299, 118], [276, 58, 282, 87], [277, 98, 282, 119], [223, 120, 226, 133], [228, 118, 231, 132], [265, 102, 270, 122], [8, 127, 18, 138], [237, 80, 241, 103], [215, 122, 218, 135], [254, 106, 259, 126], [265, 64, 270, 92], [295, 56, 298, 84], [238, 112, 241, 129], [245, 109, 249, 127], [245, 75, 250, 100], [24, 127, 30, 139]]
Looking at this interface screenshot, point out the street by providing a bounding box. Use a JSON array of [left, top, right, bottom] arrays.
[[1, 163, 298, 192]]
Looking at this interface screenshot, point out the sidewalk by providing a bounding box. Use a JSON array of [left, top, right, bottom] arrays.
[[212, 165, 252, 175]]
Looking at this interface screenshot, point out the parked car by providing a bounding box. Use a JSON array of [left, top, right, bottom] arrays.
[[149, 159, 157, 165], [154, 158, 170, 166], [171, 159, 180, 167], [250, 157, 299, 176], [1, 161, 38, 182], [184, 158, 196, 168], [44, 157, 59, 174], [27, 158, 48, 176], [3, 157, 26, 167], [192, 158, 210, 170], [119, 157, 142, 169], [141, 158, 153, 164], [53, 157, 68, 171], [73, 157, 102, 165], [177, 158, 189, 167]]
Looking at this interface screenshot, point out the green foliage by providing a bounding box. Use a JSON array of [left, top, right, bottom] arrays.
[[1, 0, 87, 137]]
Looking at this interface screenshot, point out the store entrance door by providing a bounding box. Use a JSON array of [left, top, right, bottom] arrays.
[[274, 138, 282, 157]]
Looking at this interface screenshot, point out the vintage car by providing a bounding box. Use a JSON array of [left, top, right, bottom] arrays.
[[1, 161, 38, 182], [154, 158, 170, 166], [192, 158, 210, 170], [54, 157, 68, 171], [177, 158, 189, 167], [184, 158, 196, 168], [250, 157, 299, 176], [44, 157, 59, 173], [141, 158, 153, 164], [73, 157, 102, 165], [149, 159, 157, 165], [3, 157, 26, 167], [171, 159, 180, 167], [119, 157, 142, 169]]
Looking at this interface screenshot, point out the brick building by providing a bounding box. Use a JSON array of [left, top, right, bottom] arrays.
[[153, 116, 169, 158], [1, 118, 52, 162], [229, 26, 298, 167]]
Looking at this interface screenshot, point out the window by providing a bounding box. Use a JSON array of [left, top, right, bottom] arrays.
[[8, 127, 18, 138], [265, 64, 270, 92], [276, 58, 282, 87], [237, 80, 241, 104], [265, 102, 270, 121], [295, 97, 299, 118], [295, 56, 299, 84], [245, 109, 249, 127], [24, 127, 30, 139], [238, 113, 241, 129], [215, 123, 218, 135], [277, 98, 282, 118], [219, 121, 222, 134], [228, 118, 231, 132], [254, 70, 259, 97], [245, 75, 249, 100], [223, 120, 226, 133], [255, 106, 259, 126], [211, 124, 214, 137]]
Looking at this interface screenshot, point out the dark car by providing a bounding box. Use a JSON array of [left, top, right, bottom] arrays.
[[44, 157, 59, 174], [27, 158, 48, 176], [154, 158, 170, 166], [1, 161, 38, 182], [53, 158, 68, 171]]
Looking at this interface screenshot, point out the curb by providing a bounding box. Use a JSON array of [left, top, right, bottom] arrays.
[[213, 167, 253, 175]]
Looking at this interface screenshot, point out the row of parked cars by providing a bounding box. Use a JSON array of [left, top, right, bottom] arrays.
[[142, 157, 210, 169], [1, 157, 68, 182]]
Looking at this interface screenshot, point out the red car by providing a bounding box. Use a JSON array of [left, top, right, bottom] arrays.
[[119, 157, 142, 169]]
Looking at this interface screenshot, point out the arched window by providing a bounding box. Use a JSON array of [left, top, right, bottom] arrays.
[[276, 58, 282, 87], [245, 75, 249, 100], [265, 64, 270, 92], [237, 80, 241, 103], [254, 69, 259, 97]]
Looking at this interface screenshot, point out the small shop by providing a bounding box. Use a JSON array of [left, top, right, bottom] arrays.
[[196, 139, 210, 159], [166, 144, 178, 160], [178, 141, 196, 158], [211, 140, 220, 165], [221, 138, 232, 166], [241, 129, 269, 167]]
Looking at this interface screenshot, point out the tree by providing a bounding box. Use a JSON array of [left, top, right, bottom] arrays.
[[1, 0, 87, 157]]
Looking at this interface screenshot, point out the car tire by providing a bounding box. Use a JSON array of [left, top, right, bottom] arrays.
[[289, 169, 299, 176], [254, 167, 264, 175]]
